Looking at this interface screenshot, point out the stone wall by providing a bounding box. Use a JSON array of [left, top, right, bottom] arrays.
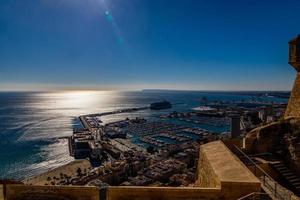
[[285, 73, 300, 118], [0, 184, 3, 200], [221, 182, 261, 200], [248, 163, 278, 180], [195, 141, 261, 200], [244, 121, 284, 153], [4, 185, 99, 200], [244, 118, 300, 174], [1, 184, 223, 200], [107, 186, 222, 200], [195, 149, 220, 188]]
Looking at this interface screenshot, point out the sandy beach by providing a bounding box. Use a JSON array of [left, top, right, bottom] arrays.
[[23, 159, 91, 186]]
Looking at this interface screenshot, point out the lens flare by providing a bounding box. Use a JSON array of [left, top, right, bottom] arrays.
[[94, 0, 125, 44]]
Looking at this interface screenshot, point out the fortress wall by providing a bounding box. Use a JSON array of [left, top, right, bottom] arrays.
[[0, 184, 222, 200], [195, 141, 261, 200], [221, 182, 261, 200], [243, 121, 284, 154], [107, 186, 222, 200], [195, 148, 220, 188], [285, 73, 300, 118], [0, 185, 3, 200], [248, 163, 278, 180], [4, 184, 99, 200]]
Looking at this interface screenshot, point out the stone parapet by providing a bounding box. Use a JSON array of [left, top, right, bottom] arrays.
[[107, 186, 222, 200], [196, 141, 261, 200]]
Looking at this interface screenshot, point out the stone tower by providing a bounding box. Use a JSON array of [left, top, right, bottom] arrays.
[[229, 115, 241, 138], [285, 35, 300, 118]]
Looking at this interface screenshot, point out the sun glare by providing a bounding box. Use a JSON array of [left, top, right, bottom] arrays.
[[58, 91, 100, 108]]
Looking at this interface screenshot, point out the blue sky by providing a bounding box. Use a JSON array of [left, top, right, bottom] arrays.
[[0, 0, 300, 91]]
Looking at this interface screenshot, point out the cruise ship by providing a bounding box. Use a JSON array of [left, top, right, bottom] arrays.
[[150, 101, 172, 110]]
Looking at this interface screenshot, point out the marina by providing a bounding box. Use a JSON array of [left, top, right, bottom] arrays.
[[69, 101, 225, 167]]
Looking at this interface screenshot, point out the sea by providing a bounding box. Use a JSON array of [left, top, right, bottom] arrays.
[[0, 90, 288, 180]]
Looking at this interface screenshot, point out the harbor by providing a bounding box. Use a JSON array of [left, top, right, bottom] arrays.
[[19, 92, 289, 190], [69, 97, 287, 167]]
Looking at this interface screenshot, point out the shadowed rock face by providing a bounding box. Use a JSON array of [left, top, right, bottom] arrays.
[[245, 118, 300, 173], [246, 121, 285, 152]]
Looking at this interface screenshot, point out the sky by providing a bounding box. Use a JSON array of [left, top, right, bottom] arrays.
[[0, 0, 300, 91]]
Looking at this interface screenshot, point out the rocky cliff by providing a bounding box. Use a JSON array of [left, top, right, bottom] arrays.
[[244, 117, 300, 174]]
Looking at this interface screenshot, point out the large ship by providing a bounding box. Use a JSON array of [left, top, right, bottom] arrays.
[[150, 101, 172, 110]]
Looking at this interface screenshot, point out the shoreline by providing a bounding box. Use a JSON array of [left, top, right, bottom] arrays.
[[24, 159, 91, 186]]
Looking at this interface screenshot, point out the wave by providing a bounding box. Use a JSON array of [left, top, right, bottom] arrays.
[[0, 139, 73, 180], [16, 116, 71, 142]]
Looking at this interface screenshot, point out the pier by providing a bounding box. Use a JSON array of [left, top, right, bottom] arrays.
[[78, 106, 149, 133]]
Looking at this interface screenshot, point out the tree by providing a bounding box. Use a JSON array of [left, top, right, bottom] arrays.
[[77, 167, 82, 176]]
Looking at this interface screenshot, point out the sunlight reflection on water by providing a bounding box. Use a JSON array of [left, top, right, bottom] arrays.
[[0, 91, 137, 179]]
